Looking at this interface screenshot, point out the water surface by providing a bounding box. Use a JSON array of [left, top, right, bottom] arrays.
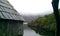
[[23, 24, 42, 36]]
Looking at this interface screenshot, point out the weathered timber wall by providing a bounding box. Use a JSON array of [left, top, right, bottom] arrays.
[[0, 20, 23, 36]]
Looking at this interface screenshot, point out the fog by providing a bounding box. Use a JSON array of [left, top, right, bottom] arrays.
[[8, 0, 60, 15]]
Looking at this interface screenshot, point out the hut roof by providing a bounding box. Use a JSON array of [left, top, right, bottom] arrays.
[[0, 0, 25, 21]]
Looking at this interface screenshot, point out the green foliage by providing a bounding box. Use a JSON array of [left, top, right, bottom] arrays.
[[28, 9, 60, 36], [28, 11, 58, 31]]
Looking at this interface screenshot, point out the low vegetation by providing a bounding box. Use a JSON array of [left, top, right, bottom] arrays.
[[28, 9, 60, 36]]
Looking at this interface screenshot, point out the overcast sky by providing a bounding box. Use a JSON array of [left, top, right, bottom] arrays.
[[8, 0, 60, 15]]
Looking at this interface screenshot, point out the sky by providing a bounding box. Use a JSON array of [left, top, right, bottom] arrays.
[[8, 0, 60, 15]]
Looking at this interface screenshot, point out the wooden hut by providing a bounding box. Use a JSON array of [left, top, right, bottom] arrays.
[[0, 0, 24, 36]]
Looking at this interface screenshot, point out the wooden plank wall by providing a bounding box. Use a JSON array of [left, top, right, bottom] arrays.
[[0, 20, 23, 36]]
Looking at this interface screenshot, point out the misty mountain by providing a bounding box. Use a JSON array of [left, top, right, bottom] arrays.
[[22, 15, 42, 22], [22, 11, 52, 22]]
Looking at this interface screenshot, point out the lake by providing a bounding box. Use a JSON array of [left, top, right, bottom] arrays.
[[23, 24, 42, 36]]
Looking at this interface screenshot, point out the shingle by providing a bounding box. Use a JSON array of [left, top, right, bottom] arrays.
[[2, 12, 9, 19], [6, 13, 13, 19], [0, 12, 4, 18], [1, 6, 18, 14], [0, 2, 13, 9], [0, 0, 24, 21], [13, 15, 19, 20], [0, 7, 2, 11], [0, 0, 10, 6], [9, 14, 17, 20], [15, 15, 20, 20], [0, 8, 2, 11], [0, 0, 14, 9], [2, 7, 11, 13]]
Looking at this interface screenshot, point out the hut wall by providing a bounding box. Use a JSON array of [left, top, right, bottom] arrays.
[[0, 20, 8, 36], [0, 20, 23, 36]]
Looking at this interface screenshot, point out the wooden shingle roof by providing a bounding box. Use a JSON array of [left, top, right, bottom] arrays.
[[0, 0, 24, 21]]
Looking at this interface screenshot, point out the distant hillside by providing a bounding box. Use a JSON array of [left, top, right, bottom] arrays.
[[22, 13, 52, 22], [28, 9, 60, 36], [22, 15, 42, 22]]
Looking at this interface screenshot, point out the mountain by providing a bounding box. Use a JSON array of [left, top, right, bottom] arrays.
[[22, 15, 43, 22], [22, 11, 53, 22]]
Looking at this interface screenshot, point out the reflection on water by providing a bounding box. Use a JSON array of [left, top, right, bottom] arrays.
[[23, 24, 42, 36]]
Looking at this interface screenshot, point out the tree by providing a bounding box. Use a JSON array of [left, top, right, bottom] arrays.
[[52, 0, 60, 36]]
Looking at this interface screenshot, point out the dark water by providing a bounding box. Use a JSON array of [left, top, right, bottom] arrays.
[[23, 24, 42, 36]]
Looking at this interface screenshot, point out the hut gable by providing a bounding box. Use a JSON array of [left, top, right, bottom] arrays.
[[0, 0, 24, 21]]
